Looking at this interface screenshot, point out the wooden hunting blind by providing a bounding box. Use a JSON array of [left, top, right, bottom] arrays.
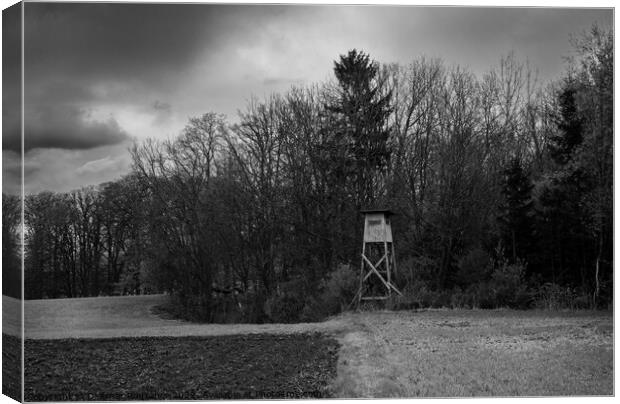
[[356, 209, 402, 305]]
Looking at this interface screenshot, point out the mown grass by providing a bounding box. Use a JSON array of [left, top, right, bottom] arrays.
[[25, 333, 339, 401], [334, 309, 613, 397]]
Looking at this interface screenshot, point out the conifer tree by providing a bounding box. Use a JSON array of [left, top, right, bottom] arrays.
[[498, 157, 534, 264], [327, 49, 393, 208]]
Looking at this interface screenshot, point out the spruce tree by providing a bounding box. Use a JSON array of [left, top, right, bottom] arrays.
[[498, 157, 534, 264], [549, 85, 583, 166], [327, 49, 393, 209]]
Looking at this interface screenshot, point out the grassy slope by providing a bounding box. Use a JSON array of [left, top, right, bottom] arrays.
[[333, 309, 613, 397], [22, 294, 347, 339], [2, 295, 22, 338]]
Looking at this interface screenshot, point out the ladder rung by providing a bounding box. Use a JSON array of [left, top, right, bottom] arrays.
[[361, 296, 389, 300]]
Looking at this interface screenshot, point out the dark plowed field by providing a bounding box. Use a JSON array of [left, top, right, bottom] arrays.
[[2, 334, 22, 401], [25, 333, 339, 401]]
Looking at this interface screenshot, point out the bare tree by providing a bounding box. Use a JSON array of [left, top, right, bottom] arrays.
[[131, 112, 227, 318]]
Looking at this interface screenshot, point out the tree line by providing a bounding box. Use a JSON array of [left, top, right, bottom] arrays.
[[5, 25, 612, 321]]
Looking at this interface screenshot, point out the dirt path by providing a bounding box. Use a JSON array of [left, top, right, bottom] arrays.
[[332, 315, 408, 397]]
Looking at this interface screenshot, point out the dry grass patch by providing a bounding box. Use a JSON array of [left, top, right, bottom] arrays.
[[334, 309, 613, 397]]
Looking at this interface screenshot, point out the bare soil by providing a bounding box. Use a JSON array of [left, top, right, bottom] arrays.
[[24, 334, 338, 401], [2, 334, 21, 401]]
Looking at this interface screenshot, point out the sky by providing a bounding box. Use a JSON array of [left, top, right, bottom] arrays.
[[1, 2, 613, 195]]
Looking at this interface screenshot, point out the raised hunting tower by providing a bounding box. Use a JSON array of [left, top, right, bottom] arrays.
[[356, 209, 402, 305]]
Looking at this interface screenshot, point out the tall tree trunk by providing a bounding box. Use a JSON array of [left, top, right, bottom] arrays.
[[593, 234, 602, 308]]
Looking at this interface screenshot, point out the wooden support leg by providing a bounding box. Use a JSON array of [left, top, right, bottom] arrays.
[[357, 242, 366, 307]]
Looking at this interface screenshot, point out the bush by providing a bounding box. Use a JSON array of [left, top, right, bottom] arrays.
[[488, 258, 532, 309], [453, 247, 492, 288], [465, 282, 496, 309], [386, 294, 420, 311], [450, 287, 472, 309], [318, 263, 359, 316], [300, 296, 326, 322], [262, 277, 315, 323], [399, 256, 439, 287], [400, 281, 431, 308], [430, 289, 452, 308], [398, 281, 456, 309], [596, 279, 613, 310], [362, 252, 539, 311], [533, 283, 593, 310], [264, 290, 306, 323], [161, 293, 218, 323]]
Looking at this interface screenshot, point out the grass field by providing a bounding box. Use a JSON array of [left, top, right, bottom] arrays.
[[334, 309, 614, 397], [11, 295, 346, 339], [11, 295, 614, 398]]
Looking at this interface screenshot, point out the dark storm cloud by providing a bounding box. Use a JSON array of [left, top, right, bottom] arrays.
[[2, 3, 20, 85], [19, 104, 129, 152], [20, 2, 219, 152], [3, 79, 127, 152], [2, 151, 22, 195], [2, 3, 22, 155], [25, 3, 217, 81], [18, 3, 312, 152], [23, 3, 301, 83]]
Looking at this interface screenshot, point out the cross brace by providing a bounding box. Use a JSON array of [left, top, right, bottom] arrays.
[[360, 252, 402, 297]]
